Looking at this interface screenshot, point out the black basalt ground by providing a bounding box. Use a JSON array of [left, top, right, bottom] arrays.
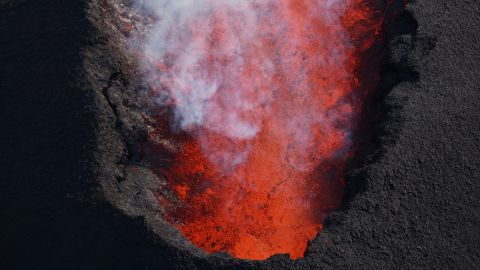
[[1, 0, 479, 269]]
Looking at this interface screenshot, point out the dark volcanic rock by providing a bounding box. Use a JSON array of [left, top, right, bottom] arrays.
[[1, 0, 479, 269]]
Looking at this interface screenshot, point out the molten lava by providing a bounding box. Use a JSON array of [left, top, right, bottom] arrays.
[[138, 0, 391, 261]]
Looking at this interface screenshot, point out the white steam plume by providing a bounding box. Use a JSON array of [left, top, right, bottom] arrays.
[[131, 0, 351, 172]]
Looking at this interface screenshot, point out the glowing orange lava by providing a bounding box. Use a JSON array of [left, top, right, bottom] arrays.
[[142, 0, 392, 261]]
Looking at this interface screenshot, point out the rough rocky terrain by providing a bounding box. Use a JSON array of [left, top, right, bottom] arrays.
[[1, 0, 479, 269]]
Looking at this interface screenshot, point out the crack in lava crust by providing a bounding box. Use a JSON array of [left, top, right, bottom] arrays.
[[137, 0, 390, 261]]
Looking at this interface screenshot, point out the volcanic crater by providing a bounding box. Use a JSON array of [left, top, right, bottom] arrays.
[[98, 0, 415, 262]]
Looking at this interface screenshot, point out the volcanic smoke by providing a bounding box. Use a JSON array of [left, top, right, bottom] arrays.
[[133, 0, 388, 260]]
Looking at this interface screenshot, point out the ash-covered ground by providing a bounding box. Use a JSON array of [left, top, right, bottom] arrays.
[[1, 0, 479, 269]]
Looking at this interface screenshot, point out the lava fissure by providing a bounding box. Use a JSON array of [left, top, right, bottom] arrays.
[[129, 0, 396, 261]]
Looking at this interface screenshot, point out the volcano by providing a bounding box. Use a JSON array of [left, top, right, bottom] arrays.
[[1, 0, 479, 269]]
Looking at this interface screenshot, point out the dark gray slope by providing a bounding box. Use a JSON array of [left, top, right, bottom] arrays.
[[0, 0, 98, 268], [298, 1, 480, 268], [0, 0, 479, 269], [0, 1, 187, 269]]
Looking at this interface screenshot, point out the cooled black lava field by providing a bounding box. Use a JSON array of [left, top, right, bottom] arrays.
[[1, 0, 479, 269]]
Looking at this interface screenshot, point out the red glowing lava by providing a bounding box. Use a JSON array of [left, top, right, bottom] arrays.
[[140, 0, 392, 261]]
